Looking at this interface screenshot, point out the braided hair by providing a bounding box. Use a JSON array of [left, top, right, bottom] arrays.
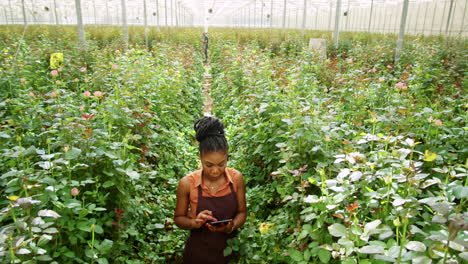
[[194, 116, 228, 154]]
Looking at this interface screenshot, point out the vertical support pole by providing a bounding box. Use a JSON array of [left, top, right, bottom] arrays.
[[315, 7, 319, 30], [414, 2, 421, 34], [460, 0, 468, 36], [21, 0, 27, 26], [75, 0, 85, 45], [121, 0, 128, 49], [175, 0, 179, 27], [249, 3, 251, 28], [422, 2, 429, 35], [345, 0, 350, 31], [296, 6, 299, 29], [144, 0, 148, 48], [431, 2, 437, 35], [383, 4, 389, 33], [156, 0, 160, 30], [170, 0, 173, 27], [395, 0, 409, 63], [261, 0, 264, 28], [333, 0, 342, 48], [368, 0, 374, 32], [328, 1, 333, 31], [440, 1, 448, 34], [105, 0, 110, 24], [302, 0, 307, 36], [165, 0, 168, 27], [8, 0, 13, 24], [282, 0, 287, 30], [270, 0, 273, 28], [53, 0, 59, 25], [254, 0, 257, 28], [445, 0, 455, 35], [4, 9, 8, 25]]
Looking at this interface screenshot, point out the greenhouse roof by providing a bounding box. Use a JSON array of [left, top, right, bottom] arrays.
[[0, 0, 445, 27]]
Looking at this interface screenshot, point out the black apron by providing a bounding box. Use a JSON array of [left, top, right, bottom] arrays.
[[183, 182, 238, 264]]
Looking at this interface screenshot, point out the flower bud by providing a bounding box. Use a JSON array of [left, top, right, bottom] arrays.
[[71, 187, 79, 196]]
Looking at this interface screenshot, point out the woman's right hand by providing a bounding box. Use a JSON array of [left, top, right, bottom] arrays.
[[192, 210, 217, 229]]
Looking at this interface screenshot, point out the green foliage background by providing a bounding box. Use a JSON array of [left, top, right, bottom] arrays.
[[0, 25, 466, 263]]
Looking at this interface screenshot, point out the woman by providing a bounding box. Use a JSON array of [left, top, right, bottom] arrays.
[[202, 32, 209, 63], [174, 116, 247, 264]]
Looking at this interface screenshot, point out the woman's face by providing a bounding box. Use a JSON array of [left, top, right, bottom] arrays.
[[200, 151, 228, 179]]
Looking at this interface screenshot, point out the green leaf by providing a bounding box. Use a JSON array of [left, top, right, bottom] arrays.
[[94, 225, 104, 234], [405, 241, 426, 252], [451, 185, 468, 199], [328, 223, 347, 237], [102, 181, 114, 188], [303, 249, 311, 261], [223, 247, 232, 256], [126, 170, 140, 180], [318, 249, 331, 263], [289, 249, 303, 261], [77, 221, 92, 232], [154, 223, 165, 229], [64, 148, 82, 160], [37, 255, 53, 261], [358, 245, 385, 254], [96, 239, 113, 254], [97, 258, 109, 264]]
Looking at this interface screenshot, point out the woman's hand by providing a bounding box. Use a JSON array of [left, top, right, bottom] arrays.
[[192, 210, 217, 229], [206, 221, 234, 233]]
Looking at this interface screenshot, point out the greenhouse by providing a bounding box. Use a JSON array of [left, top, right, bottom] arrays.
[[0, 0, 467, 263]]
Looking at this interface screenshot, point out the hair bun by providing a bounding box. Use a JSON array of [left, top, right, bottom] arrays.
[[194, 116, 225, 142]]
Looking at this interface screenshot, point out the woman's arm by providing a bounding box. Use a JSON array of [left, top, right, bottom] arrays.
[[231, 172, 247, 230], [174, 176, 215, 230]]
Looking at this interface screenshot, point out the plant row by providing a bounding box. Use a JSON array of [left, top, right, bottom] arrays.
[[0, 29, 204, 263], [209, 37, 467, 263]]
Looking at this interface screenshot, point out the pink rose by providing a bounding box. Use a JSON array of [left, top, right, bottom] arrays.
[[111, 64, 118, 69], [83, 91, 91, 97], [378, 77, 385, 82], [55, 80, 61, 85], [79, 105, 85, 111], [57, 67, 63, 72], [20, 78, 27, 84], [51, 70, 59, 76], [395, 82, 407, 90], [434, 119, 443, 126], [50, 92, 57, 97], [28, 92, 35, 97], [93, 91, 103, 97], [80, 67, 87, 72], [71, 187, 79, 196]]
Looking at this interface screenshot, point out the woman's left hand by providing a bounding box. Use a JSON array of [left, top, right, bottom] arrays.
[[206, 221, 234, 233]]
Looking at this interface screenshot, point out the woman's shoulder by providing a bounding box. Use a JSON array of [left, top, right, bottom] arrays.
[[226, 168, 244, 183], [181, 169, 202, 185]]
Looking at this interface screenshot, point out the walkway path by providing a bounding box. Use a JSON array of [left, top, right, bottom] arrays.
[[202, 64, 214, 116]]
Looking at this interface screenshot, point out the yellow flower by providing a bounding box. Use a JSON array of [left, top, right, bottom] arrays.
[[50, 53, 64, 69], [259, 223, 274, 234], [423, 150, 437, 162], [8, 195, 19, 201]]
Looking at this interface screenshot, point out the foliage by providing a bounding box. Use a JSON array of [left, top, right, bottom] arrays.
[[0, 25, 466, 263], [209, 36, 467, 263], [0, 26, 203, 263]]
